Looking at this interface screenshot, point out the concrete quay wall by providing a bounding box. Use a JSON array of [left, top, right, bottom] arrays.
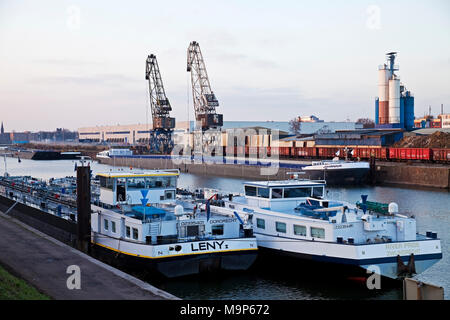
[[99, 157, 450, 189], [101, 156, 296, 181], [374, 162, 450, 189]]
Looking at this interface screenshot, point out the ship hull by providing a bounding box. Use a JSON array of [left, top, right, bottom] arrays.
[[31, 151, 81, 160], [302, 167, 369, 184], [91, 235, 258, 278], [254, 232, 442, 280]]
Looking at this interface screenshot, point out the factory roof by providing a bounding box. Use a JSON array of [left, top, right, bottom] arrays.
[[96, 170, 179, 178], [278, 135, 315, 142], [317, 129, 403, 138], [222, 126, 289, 136]]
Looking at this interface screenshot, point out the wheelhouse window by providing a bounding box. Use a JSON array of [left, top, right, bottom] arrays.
[[111, 221, 116, 233], [312, 187, 324, 198], [99, 176, 113, 190], [132, 228, 139, 240], [116, 178, 126, 202], [256, 218, 265, 229], [186, 225, 199, 237], [127, 178, 146, 189], [211, 225, 224, 236], [245, 186, 257, 197], [276, 222, 286, 233], [167, 176, 177, 188], [126, 226, 131, 238], [293, 225, 307, 236], [104, 219, 109, 231], [257, 187, 270, 198], [271, 188, 283, 199], [284, 187, 312, 198], [165, 190, 175, 200], [311, 227, 325, 239]]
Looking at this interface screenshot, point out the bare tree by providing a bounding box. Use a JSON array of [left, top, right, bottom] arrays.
[[289, 118, 301, 135], [356, 118, 375, 129]]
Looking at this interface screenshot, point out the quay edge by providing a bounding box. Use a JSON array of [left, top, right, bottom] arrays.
[[98, 156, 450, 190]]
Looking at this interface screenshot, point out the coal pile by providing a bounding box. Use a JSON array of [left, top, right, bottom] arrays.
[[393, 131, 450, 149]]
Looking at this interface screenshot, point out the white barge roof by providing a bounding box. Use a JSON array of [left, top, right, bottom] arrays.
[[96, 169, 179, 178], [244, 179, 326, 187]]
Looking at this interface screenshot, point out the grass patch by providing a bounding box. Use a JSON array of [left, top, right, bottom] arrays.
[[0, 264, 50, 300]]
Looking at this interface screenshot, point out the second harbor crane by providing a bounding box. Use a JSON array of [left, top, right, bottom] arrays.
[[145, 54, 175, 153], [187, 41, 223, 131]]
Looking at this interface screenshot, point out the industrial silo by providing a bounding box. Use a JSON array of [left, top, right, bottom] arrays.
[[404, 91, 415, 130], [375, 98, 379, 125], [378, 66, 391, 124], [388, 75, 401, 123]]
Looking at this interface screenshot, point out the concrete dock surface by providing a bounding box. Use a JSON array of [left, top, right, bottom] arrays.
[[0, 211, 178, 300]]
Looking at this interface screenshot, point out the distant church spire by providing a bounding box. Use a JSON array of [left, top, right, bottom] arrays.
[[1, 122, 4, 134]]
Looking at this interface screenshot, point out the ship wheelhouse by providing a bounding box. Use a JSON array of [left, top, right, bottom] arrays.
[[242, 180, 326, 211], [96, 170, 179, 206]]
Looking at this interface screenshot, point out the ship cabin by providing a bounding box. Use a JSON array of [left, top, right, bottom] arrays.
[[221, 179, 419, 245], [93, 169, 246, 245], [241, 179, 327, 212], [96, 169, 179, 206]]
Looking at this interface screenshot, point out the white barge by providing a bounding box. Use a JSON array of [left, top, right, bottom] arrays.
[[91, 169, 257, 278], [207, 178, 442, 279]]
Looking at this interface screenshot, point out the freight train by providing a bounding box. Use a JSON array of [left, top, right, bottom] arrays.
[[219, 146, 450, 163]]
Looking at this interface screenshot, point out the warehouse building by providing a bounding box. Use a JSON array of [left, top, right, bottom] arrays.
[[78, 120, 363, 145]]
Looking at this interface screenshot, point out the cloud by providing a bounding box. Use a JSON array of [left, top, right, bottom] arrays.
[[214, 52, 279, 69], [30, 73, 140, 86], [32, 58, 105, 66]]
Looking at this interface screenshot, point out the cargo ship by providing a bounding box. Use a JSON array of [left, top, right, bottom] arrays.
[[206, 176, 442, 280], [299, 158, 370, 184], [91, 169, 257, 277], [0, 169, 258, 278], [31, 150, 82, 160]]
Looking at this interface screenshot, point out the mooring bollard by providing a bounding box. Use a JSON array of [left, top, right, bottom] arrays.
[[76, 164, 91, 254]]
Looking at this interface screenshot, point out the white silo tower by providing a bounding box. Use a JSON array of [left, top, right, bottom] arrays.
[[389, 75, 401, 123]]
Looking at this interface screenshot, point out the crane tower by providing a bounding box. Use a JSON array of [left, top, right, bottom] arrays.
[[145, 54, 175, 153], [187, 41, 223, 131]]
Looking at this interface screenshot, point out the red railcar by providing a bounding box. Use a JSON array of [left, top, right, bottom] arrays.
[[431, 148, 450, 163], [353, 147, 388, 160], [389, 148, 431, 161], [225, 146, 235, 157], [271, 147, 279, 156], [236, 146, 245, 157], [317, 147, 339, 159], [248, 147, 258, 157], [293, 147, 317, 158], [279, 147, 291, 158], [258, 147, 271, 157]]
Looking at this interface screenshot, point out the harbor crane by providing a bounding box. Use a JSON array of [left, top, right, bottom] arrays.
[[187, 41, 223, 131], [145, 54, 175, 154]]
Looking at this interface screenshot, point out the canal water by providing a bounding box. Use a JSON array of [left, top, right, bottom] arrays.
[[1, 157, 449, 299]]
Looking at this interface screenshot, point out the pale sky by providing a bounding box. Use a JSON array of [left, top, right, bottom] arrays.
[[1, 0, 449, 131]]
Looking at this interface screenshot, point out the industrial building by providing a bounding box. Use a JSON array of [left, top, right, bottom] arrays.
[[375, 52, 414, 130], [274, 129, 404, 148], [78, 122, 190, 144], [78, 121, 363, 145], [414, 113, 450, 129]]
